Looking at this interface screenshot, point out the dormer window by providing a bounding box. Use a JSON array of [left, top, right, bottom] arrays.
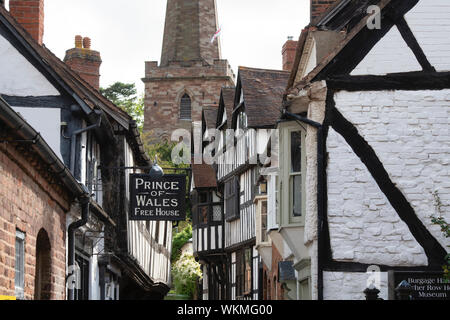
[[237, 111, 247, 131], [180, 94, 191, 120]]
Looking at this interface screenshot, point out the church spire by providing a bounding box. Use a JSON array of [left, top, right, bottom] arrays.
[[160, 0, 221, 67]]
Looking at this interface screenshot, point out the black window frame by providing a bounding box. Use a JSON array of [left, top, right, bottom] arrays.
[[224, 176, 240, 222]]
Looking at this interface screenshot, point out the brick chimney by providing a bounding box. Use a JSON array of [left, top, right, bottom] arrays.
[[282, 36, 298, 72], [9, 0, 45, 45], [311, 0, 338, 22], [64, 36, 102, 90]]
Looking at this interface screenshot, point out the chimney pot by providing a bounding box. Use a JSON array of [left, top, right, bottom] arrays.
[[75, 35, 83, 48], [83, 37, 91, 49]]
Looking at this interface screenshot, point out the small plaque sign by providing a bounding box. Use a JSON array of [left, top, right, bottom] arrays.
[[393, 271, 449, 300], [129, 174, 186, 221]]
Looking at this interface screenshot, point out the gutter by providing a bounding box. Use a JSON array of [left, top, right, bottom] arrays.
[[0, 96, 92, 300], [0, 96, 85, 197], [281, 110, 325, 301]]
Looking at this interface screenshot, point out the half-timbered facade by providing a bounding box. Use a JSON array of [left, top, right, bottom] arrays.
[[215, 67, 290, 300], [0, 2, 171, 299], [282, 0, 450, 300], [191, 106, 227, 300]]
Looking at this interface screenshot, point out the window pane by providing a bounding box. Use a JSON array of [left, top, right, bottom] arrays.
[[212, 205, 222, 222], [261, 201, 268, 242], [199, 192, 208, 204], [199, 206, 208, 224], [180, 94, 191, 120], [291, 131, 302, 173], [292, 175, 302, 217], [15, 232, 24, 292], [244, 249, 252, 294]]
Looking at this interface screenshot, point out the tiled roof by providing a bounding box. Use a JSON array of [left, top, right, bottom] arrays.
[[237, 67, 290, 128], [203, 106, 218, 130], [217, 87, 235, 127], [192, 163, 217, 189], [0, 6, 130, 124]]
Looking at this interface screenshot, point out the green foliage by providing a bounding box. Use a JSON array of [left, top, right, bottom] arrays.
[[171, 253, 202, 299], [171, 224, 192, 262], [431, 190, 449, 282], [100, 82, 144, 131]]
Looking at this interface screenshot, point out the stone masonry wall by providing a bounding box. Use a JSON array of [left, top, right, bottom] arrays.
[[0, 144, 72, 300]]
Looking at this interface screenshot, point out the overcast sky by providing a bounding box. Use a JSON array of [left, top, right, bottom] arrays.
[[11, 0, 310, 94]]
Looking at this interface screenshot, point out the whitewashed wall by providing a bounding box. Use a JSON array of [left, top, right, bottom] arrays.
[[352, 0, 450, 75], [0, 34, 59, 96]]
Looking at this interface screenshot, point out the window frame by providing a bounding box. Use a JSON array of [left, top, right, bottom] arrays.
[[15, 230, 25, 300], [279, 122, 306, 226], [180, 93, 192, 120]]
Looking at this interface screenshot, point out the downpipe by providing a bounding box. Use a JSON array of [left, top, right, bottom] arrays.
[[67, 191, 90, 300]]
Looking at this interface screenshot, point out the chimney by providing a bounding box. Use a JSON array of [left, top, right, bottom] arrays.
[[311, 0, 338, 22], [9, 0, 45, 45], [282, 36, 298, 72], [64, 36, 102, 90]]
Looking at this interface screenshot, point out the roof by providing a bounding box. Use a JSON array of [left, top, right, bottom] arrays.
[[287, 0, 421, 95], [0, 6, 150, 165], [0, 6, 130, 123], [192, 163, 217, 189], [237, 67, 290, 128], [203, 106, 218, 130], [217, 87, 235, 127]]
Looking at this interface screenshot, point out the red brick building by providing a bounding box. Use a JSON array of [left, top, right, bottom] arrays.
[[143, 0, 235, 142], [0, 97, 86, 300]]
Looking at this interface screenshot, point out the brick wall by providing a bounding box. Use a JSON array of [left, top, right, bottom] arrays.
[[311, 0, 338, 22], [0, 143, 72, 300], [9, 0, 44, 45], [143, 60, 234, 141], [262, 245, 284, 300]]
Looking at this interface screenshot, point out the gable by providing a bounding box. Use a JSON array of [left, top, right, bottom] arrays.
[[0, 33, 59, 96], [350, 26, 422, 76], [404, 0, 450, 72]]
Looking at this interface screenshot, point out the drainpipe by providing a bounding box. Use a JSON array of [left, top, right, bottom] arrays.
[[67, 190, 90, 300], [70, 114, 102, 175], [282, 110, 325, 301]]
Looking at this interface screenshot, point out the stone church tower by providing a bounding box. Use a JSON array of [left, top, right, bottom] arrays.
[[143, 0, 235, 141]]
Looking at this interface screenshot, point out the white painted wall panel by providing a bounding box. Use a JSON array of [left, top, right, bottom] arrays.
[[334, 90, 450, 252], [323, 271, 388, 300], [12, 107, 62, 160], [0, 34, 59, 96], [351, 26, 422, 76], [405, 0, 450, 72]]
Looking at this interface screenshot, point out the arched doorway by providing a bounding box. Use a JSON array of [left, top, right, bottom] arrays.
[[34, 229, 52, 300]]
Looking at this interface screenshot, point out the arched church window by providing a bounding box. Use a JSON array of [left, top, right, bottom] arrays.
[[180, 94, 192, 120]]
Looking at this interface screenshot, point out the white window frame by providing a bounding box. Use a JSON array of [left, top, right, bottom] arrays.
[[279, 122, 306, 227], [15, 230, 25, 299]]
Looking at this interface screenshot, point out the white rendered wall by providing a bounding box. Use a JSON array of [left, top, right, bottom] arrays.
[[12, 107, 62, 160], [405, 0, 450, 72], [0, 34, 59, 96], [351, 1, 450, 75], [323, 271, 389, 300], [333, 90, 450, 252]]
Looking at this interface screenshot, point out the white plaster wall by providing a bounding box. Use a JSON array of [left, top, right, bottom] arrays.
[[351, 0, 450, 75], [351, 26, 421, 76], [12, 107, 62, 160], [323, 271, 388, 300], [333, 90, 450, 252], [0, 34, 60, 96], [405, 0, 450, 72], [328, 126, 428, 266]]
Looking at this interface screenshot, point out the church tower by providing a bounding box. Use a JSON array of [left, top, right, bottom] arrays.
[[143, 0, 235, 142]]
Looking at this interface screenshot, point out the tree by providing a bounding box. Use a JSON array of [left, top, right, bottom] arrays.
[[100, 82, 144, 131], [171, 252, 202, 299]]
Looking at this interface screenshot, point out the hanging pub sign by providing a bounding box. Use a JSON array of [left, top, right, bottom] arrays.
[[129, 174, 186, 221]]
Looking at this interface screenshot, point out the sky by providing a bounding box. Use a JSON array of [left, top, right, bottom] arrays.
[[7, 0, 310, 94]]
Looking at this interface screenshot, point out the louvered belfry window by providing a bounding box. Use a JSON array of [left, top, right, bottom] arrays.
[[180, 94, 192, 120]]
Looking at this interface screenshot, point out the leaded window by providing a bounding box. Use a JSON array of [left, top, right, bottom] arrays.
[[180, 94, 191, 120]]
